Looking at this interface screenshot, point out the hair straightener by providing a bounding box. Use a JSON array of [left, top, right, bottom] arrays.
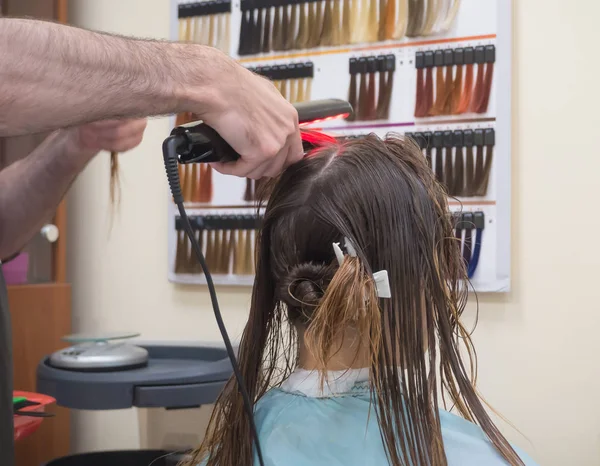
[[169, 98, 351, 164], [162, 99, 352, 466]]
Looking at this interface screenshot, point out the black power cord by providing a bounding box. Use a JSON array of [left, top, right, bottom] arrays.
[[162, 136, 265, 466]]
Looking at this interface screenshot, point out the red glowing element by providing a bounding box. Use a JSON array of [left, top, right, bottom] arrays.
[[299, 113, 351, 127], [300, 129, 337, 146]]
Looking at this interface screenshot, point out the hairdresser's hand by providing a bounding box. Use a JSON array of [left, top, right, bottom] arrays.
[[191, 52, 304, 179], [67, 119, 148, 159]]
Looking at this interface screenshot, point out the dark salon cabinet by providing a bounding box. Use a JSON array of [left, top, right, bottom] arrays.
[[0, 2, 72, 466]]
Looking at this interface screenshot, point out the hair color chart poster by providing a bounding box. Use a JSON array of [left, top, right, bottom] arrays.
[[168, 0, 512, 293]]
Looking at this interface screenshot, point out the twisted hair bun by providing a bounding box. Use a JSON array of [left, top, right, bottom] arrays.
[[278, 262, 336, 322]]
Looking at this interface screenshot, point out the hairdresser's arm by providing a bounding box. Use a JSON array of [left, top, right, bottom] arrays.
[[0, 18, 302, 178], [0, 119, 146, 259]]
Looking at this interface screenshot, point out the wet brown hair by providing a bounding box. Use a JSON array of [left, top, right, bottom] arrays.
[[187, 135, 524, 466]]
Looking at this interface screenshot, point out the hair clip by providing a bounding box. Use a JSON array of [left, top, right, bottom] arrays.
[[332, 239, 391, 299]]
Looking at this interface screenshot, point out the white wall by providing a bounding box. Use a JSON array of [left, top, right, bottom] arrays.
[[67, 1, 600, 464]]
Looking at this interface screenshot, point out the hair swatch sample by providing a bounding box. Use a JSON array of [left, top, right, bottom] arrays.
[[414, 44, 496, 118], [172, 112, 215, 204], [179, 1, 232, 53], [236, 0, 458, 55], [247, 62, 314, 104], [348, 54, 396, 122], [406, 128, 495, 198], [173, 214, 263, 277]]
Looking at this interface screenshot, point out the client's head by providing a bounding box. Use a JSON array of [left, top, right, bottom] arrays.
[[193, 134, 523, 466]]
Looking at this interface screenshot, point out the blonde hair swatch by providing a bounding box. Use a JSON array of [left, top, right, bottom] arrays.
[[170, 214, 266, 277], [235, 0, 461, 55]]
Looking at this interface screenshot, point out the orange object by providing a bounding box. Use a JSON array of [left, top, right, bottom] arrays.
[[13, 391, 55, 442]]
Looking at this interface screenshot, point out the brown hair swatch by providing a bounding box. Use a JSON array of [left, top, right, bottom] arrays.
[[377, 55, 395, 120], [281, 4, 291, 50], [376, 58, 388, 119], [470, 47, 486, 113], [414, 66, 425, 117], [464, 137, 475, 196], [365, 58, 378, 120], [174, 230, 187, 274], [347, 58, 359, 121], [450, 50, 464, 114], [378, 0, 388, 41], [476, 47, 495, 114], [406, 0, 425, 37], [320, 0, 334, 46], [433, 132, 444, 183], [357, 60, 369, 120], [429, 51, 446, 116], [453, 143, 464, 196], [442, 132, 453, 194], [472, 129, 494, 196], [262, 6, 273, 52], [252, 8, 263, 52], [272, 5, 283, 50], [475, 144, 493, 196], [472, 140, 483, 196], [234, 229, 246, 275]]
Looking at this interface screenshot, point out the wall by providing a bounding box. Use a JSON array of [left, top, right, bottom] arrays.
[[67, 1, 600, 465]]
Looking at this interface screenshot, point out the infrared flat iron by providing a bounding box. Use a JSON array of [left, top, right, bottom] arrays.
[[170, 98, 352, 164]]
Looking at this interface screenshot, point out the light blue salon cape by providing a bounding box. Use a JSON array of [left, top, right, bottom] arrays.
[[204, 369, 538, 465]]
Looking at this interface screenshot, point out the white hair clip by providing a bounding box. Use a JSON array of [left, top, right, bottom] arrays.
[[332, 238, 391, 299]]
